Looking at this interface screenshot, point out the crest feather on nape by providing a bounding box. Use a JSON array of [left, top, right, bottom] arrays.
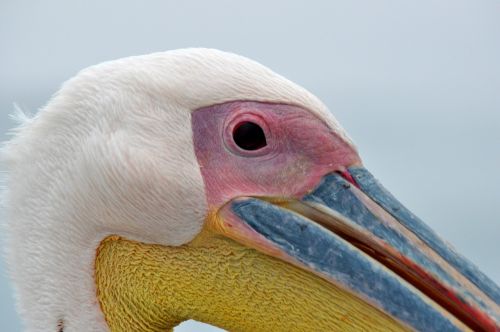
[[2, 103, 36, 165], [10, 103, 34, 125]]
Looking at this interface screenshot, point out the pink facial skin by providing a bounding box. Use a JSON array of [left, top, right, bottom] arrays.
[[192, 101, 362, 208]]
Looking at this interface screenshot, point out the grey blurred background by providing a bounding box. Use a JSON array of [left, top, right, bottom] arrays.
[[1, 1, 499, 331]]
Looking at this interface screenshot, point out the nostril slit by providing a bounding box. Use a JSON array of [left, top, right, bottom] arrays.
[[232, 121, 267, 151], [335, 170, 360, 189]]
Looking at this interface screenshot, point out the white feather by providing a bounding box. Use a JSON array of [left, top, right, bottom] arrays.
[[2, 48, 350, 331]]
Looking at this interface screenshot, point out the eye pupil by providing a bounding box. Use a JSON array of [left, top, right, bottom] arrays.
[[232, 121, 267, 151]]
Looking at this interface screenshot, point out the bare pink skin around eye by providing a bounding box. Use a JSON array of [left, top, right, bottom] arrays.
[[191, 101, 362, 208]]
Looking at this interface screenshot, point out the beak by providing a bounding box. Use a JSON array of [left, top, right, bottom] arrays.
[[213, 166, 500, 332]]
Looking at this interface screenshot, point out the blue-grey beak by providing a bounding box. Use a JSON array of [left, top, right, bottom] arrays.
[[228, 167, 500, 331]]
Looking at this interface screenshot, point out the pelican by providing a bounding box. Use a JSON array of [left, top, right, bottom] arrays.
[[2, 49, 499, 332]]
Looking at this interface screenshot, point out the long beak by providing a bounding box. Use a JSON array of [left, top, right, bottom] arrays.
[[214, 167, 500, 332]]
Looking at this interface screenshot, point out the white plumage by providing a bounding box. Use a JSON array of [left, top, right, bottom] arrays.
[[2, 49, 349, 331]]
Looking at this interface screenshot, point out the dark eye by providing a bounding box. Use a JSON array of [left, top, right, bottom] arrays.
[[232, 121, 267, 151]]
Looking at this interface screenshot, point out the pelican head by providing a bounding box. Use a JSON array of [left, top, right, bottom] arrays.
[[3, 49, 499, 331]]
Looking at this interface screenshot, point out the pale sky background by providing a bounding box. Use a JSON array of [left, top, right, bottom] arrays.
[[1, 1, 499, 331]]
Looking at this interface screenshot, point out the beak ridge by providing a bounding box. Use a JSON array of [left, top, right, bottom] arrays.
[[231, 197, 467, 332], [349, 166, 500, 305], [216, 167, 500, 331]]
